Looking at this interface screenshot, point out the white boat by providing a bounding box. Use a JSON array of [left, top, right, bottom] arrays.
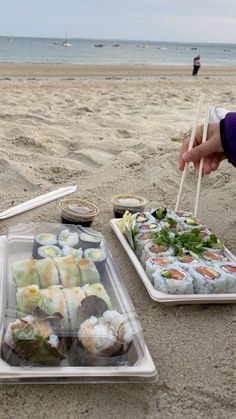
[[61, 30, 72, 47]]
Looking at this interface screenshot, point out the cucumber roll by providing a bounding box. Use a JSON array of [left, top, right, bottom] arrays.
[[189, 264, 227, 294], [58, 229, 79, 248], [84, 248, 107, 274], [62, 245, 83, 260], [37, 245, 62, 259], [153, 265, 194, 294], [35, 258, 60, 288], [12, 259, 40, 288], [76, 259, 101, 285], [32, 233, 57, 258], [79, 232, 102, 250], [146, 256, 175, 283]]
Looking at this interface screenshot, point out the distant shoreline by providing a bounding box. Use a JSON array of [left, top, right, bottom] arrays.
[[0, 63, 236, 78]]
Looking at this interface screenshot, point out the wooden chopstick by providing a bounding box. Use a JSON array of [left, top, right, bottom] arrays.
[[175, 93, 205, 212], [193, 105, 210, 218]]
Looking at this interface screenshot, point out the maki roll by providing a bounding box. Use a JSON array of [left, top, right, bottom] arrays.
[[141, 242, 174, 265], [153, 265, 194, 294], [32, 233, 57, 259], [84, 248, 107, 274], [145, 256, 175, 283], [189, 264, 227, 294], [61, 245, 83, 260], [217, 262, 236, 293], [79, 232, 101, 250], [137, 222, 160, 233], [134, 232, 153, 259], [58, 229, 79, 248], [201, 251, 226, 265], [174, 255, 199, 271], [2, 309, 66, 366], [76, 259, 101, 285], [12, 259, 40, 288], [54, 256, 81, 287], [37, 245, 62, 259], [82, 283, 112, 309], [35, 258, 60, 288], [69, 310, 133, 366]]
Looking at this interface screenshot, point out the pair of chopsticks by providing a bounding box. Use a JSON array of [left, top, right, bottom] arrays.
[[175, 93, 210, 218], [0, 185, 77, 220]]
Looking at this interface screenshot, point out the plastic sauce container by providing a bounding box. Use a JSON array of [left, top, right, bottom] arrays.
[[111, 194, 148, 218], [59, 198, 99, 227]]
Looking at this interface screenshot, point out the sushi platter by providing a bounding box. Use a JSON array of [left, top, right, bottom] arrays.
[[0, 223, 157, 383], [110, 208, 236, 305]]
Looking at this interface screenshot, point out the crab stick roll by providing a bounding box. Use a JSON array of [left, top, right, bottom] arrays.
[[146, 256, 175, 283], [153, 265, 194, 295], [141, 242, 174, 265], [189, 264, 227, 294]]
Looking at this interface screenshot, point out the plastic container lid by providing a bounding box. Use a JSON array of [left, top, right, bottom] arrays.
[[111, 194, 148, 214], [59, 198, 99, 222]]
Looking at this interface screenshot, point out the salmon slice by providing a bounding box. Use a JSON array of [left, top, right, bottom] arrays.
[[196, 266, 219, 279]]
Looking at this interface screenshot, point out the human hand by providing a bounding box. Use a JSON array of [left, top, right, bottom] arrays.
[[178, 122, 226, 175]]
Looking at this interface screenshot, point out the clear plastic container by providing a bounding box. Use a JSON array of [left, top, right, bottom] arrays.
[[0, 223, 157, 383]]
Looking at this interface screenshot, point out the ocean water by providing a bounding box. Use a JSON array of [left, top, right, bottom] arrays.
[[0, 36, 236, 67]]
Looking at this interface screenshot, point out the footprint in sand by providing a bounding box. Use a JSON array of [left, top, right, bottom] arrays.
[[70, 147, 117, 167], [116, 129, 133, 139]]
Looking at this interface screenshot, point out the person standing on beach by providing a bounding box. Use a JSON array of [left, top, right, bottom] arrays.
[[192, 55, 201, 76], [178, 109, 236, 175]]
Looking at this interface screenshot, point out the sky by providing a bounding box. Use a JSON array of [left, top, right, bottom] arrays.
[[1, 0, 236, 44]]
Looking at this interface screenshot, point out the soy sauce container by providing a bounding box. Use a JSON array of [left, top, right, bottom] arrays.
[[111, 194, 148, 218], [59, 198, 99, 227]]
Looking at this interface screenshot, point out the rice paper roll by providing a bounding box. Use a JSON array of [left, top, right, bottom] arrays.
[[40, 285, 69, 328], [76, 258, 100, 285], [12, 259, 40, 288], [17, 285, 43, 314], [153, 265, 194, 295], [82, 283, 112, 309], [189, 264, 227, 294], [63, 287, 86, 330], [54, 256, 81, 287], [35, 258, 60, 288]]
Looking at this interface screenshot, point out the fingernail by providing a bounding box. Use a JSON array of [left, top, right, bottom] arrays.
[[183, 152, 191, 162]]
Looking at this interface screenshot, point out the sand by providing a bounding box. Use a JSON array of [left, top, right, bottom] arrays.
[[0, 65, 236, 419]]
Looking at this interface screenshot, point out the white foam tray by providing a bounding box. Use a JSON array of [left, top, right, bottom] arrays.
[[0, 232, 157, 383], [110, 218, 236, 305]]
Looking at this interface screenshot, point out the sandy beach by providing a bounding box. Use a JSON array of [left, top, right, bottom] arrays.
[[0, 65, 236, 419]]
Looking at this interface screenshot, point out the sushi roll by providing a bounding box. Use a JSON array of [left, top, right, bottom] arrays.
[[82, 283, 112, 309], [141, 242, 174, 265], [153, 265, 194, 294], [2, 310, 66, 366], [134, 232, 153, 259], [76, 258, 101, 285], [79, 232, 102, 250], [35, 258, 60, 288], [69, 310, 132, 366], [37, 245, 62, 259], [189, 264, 227, 294], [217, 262, 236, 293], [201, 251, 226, 265], [58, 229, 79, 248], [12, 259, 40, 288], [32, 233, 57, 258], [174, 255, 199, 271], [62, 245, 83, 260], [54, 256, 81, 287], [145, 256, 175, 283], [136, 222, 160, 234], [84, 248, 107, 274], [134, 211, 156, 225], [62, 287, 86, 330]]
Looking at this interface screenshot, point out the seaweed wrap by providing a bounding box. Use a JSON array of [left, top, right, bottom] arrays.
[[58, 229, 79, 248], [54, 256, 81, 287], [32, 233, 57, 259], [79, 232, 101, 250], [62, 287, 86, 330], [82, 283, 112, 309], [68, 309, 132, 366], [35, 258, 60, 288], [12, 259, 40, 288], [76, 258, 100, 285], [189, 264, 227, 294], [2, 309, 66, 366], [37, 245, 62, 259], [153, 265, 194, 294]]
